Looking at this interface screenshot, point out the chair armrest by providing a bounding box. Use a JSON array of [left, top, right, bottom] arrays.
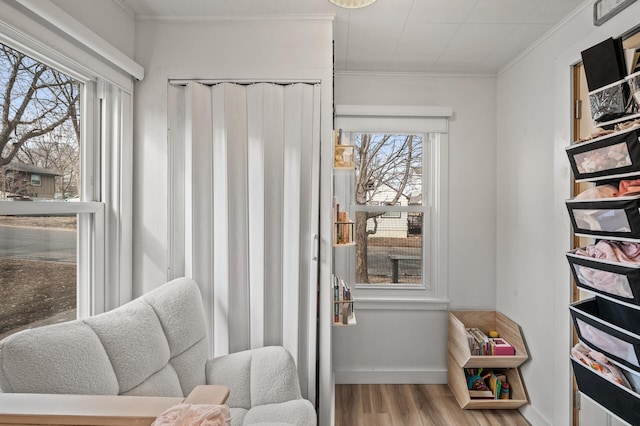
[[183, 385, 230, 405], [0, 393, 182, 425], [0, 385, 229, 426], [206, 346, 302, 409]]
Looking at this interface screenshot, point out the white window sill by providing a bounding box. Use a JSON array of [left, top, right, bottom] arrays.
[[356, 284, 427, 291], [353, 296, 449, 311]]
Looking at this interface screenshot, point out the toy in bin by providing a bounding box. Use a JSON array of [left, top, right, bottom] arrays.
[[465, 368, 511, 400]]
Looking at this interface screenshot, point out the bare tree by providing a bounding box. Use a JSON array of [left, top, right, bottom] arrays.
[[0, 43, 79, 170], [0, 166, 28, 198], [354, 133, 421, 283], [16, 124, 79, 198]]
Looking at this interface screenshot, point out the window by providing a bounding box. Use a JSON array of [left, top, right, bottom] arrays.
[[0, 33, 132, 337], [0, 41, 85, 337], [350, 132, 425, 286], [334, 105, 451, 307]]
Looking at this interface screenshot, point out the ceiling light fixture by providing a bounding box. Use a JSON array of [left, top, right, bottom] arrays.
[[328, 0, 377, 9]]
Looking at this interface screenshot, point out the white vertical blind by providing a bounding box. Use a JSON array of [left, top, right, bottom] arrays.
[[173, 81, 320, 399], [282, 86, 303, 365], [210, 84, 232, 357], [184, 83, 215, 354], [246, 84, 265, 350]]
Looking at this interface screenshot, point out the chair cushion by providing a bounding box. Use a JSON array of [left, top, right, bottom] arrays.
[[0, 277, 208, 398], [230, 407, 248, 426], [140, 277, 208, 357], [207, 349, 253, 409], [120, 364, 182, 397], [249, 347, 302, 407], [168, 337, 208, 395], [243, 400, 317, 426], [0, 321, 119, 394], [84, 299, 171, 394]]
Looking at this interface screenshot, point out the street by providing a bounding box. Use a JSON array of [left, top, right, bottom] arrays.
[[366, 245, 422, 283], [0, 225, 76, 263]]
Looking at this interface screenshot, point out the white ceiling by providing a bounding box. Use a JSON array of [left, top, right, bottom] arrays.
[[119, 0, 586, 74]]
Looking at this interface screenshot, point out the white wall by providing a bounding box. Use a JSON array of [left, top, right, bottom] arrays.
[[132, 17, 333, 292], [52, 0, 135, 58], [333, 73, 497, 381], [496, 2, 640, 425], [132, 17, 335, 426]]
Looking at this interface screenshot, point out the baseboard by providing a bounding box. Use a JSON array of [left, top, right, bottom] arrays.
[[334, 369, 448, 384], [519, 404, 551, 426]]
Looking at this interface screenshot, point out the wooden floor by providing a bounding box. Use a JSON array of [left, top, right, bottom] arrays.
[[335, 384, 531, 426]]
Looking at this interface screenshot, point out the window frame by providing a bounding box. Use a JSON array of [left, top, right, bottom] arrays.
[[349, 132, 428, 290], [0, 24, 133, 318], [334, 105, 451, 310]]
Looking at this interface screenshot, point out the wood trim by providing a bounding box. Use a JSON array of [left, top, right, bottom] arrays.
[[182, 385, 230, 405], [0, 385, 229, 426]]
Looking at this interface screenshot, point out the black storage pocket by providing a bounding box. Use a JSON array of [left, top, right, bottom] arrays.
[[566, 127, 640, 181], [566, 250, 640, 304], [571, 297, 640, 372], [572, 357, 640, 425]]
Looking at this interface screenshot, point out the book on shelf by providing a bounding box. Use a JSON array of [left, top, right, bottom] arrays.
[[333, 197, 354, 245], [487, 372, 502, 400], [333, 275, 353, 324], [465, 328, 516, 356], [466, 327, 490, 355]]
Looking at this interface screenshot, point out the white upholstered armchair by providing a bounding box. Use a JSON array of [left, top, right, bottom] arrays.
[[0, 277, 316, 426]]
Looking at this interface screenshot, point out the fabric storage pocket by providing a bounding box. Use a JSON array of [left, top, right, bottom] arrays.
[[571, 356, 640, 425], [566, 250, 640, 304], [566, 195, 640, 239], [571, 297, 640, 372], [589, 79, 630, 123], [566, 127, 640, 181], [626, 71, 640, 111]]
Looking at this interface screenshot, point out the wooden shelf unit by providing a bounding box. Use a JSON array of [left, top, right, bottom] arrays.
[[333, 306, 356, 326], [447, 311, 529, 409], [447, 356, 528, 409]]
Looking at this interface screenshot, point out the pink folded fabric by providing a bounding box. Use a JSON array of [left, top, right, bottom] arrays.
[[576, 240, 640, 265], [574, 184, 619, 200], [619, 179, 640, 196], [152, 403, 230, 426], [572, 342, 631, 388]]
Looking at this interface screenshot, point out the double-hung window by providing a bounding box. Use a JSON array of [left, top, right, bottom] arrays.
[[334, 106, 451, 308], [0, 31, 132, 338]]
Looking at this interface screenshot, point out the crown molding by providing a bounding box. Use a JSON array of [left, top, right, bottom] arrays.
[[134, 13, 335, 23], [112, 0, 135, 18], [498, 0, 592, 76], [334, 70, 497, 79]]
